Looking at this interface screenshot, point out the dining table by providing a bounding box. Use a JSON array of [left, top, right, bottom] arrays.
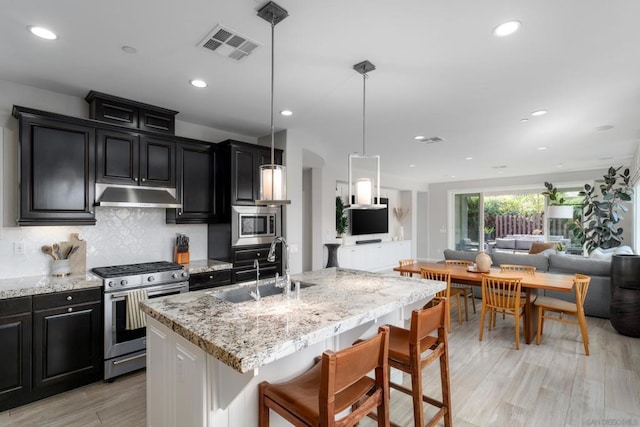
[[393, 261, 575, 344]]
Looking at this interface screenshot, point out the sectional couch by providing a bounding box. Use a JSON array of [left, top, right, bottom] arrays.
[[443, 249, 611, 318]]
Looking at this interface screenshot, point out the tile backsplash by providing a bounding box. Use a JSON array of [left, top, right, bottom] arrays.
[[0, 208, 208, 279]]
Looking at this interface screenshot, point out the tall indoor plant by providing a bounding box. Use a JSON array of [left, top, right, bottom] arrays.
[[335, 196, 348, 238], [545, 166, 633, 253]]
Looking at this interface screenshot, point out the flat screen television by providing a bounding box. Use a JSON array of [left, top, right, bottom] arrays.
[[349, 198, 389, 235]]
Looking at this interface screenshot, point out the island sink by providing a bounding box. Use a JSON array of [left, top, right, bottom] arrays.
[[211, 280, 315, 303]]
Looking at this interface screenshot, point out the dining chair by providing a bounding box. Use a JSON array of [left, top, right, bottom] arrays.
[[499, 264, 536, 274], [479, 274, 525, 349], [398, 258, 415, 277], [534, 274, 591, 355], [420, 268, 463, 332], [258, 326, 390, 427], [444, 259, 476, 320], [385, 297, 452, 427]]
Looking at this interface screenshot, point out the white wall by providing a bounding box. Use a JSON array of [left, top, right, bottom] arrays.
[[426, 168, 635, 260], [0, 79, 255, 279]]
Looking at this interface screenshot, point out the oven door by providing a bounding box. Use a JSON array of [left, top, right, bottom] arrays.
[[104, 282, 188, 361], [232, 205, 281, 246]]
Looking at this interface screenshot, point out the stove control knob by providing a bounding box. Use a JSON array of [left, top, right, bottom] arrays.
[[108, 281, 116, 287], [120, 280, 128, 286], [147, 276, 155, 283], [172, 273, 179, 279], [181, 271, 188, 278]]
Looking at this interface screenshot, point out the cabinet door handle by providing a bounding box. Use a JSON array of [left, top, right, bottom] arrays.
[[178, 210, 182, 215], [134, 177, 139, 182], [141, 178, 146, 182], [67, 307, 73, 313], [257, 253, 261, 257], [67, 295, 73, 301], [209, 275, 214, 279]]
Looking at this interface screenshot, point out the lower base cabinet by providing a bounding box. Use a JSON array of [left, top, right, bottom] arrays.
[[0, 289, 103, 412], [337, 240, 411, 272]]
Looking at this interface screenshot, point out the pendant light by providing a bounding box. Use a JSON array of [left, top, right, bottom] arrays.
[[347, 60, 384, 210], [256, 1, 291, 206]]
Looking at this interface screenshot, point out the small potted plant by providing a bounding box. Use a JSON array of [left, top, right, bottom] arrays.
[[556, 242, 566, 255], [483, 226, 494, 241]]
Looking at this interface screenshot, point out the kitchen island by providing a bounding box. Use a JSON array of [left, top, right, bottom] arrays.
[[140, 268, 444, 427]]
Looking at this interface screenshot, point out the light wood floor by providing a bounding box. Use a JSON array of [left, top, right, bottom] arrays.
[[1, 299, 639, 427]]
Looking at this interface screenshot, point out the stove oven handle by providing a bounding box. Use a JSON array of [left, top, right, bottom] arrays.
[[109, 283, 188, 299]]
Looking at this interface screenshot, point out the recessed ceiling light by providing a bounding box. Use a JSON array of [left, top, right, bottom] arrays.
[[520, 118, 529, 123], [409, 164, 416, 168], [493, 21, 521, 37], [280, 110, 293, 116], [414, 135, 425, 140], [531, 110, 548, 117], [121, 46, 137, 54], [556, 164, 564, 168], [190, 79, 207, 88], [465, 157, 473, 160], [491, 165, 508, 169], [596, 125, 614, 131], [28, 26, 58, 40], [537, 146, 548, 150]]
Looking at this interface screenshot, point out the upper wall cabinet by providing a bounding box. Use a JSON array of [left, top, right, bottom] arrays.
[[218, 140, 283, 211], [166, 140, 219, 224], [13, 107, 96, 226], [86, 91, 178, 134], [96, 129, 175, 188]]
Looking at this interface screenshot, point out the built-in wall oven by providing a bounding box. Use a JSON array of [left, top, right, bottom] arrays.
[[92, 261, 189, 381], [231, 205, 281, 246]]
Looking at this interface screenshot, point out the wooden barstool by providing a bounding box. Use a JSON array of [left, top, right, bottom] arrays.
[[387, 297, 452, 427], [258, 326, 390, 427]]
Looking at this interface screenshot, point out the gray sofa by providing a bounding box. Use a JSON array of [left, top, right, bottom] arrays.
[[443, 249, 611, 318]]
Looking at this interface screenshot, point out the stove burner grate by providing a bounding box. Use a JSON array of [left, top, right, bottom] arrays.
[[92, 261, 184, 278]]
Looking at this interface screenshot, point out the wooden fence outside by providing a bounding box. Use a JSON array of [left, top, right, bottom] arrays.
[[493, 214, 545, 238]]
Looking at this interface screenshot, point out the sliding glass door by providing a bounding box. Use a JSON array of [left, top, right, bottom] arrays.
[[454, 193, 481, 252]]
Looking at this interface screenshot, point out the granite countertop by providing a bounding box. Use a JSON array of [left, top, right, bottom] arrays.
[[140, 267, 445, 374], [184, 259, 233, 274], [0, 273, 102, 300]]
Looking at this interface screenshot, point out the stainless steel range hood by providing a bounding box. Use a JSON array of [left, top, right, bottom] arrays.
[[95, 183, 181, 208]]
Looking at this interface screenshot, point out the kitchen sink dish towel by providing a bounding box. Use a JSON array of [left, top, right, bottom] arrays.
[[125, 289, 148, 330]]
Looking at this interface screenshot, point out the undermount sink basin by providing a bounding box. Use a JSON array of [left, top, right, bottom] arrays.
[[212, 280, 315, 304]]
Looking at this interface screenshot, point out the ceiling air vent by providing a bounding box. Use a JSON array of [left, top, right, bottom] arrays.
[[198, 25, 260, 62]]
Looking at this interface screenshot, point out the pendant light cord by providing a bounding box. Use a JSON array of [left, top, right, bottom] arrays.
[[362, 72, 367, 156], [270, 20, 275, 166]]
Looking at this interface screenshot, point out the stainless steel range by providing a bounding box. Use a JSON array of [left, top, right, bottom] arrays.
[[92, 261, 189, 380]]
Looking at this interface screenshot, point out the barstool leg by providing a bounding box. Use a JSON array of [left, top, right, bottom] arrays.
[[440, 333, 453, 427], [258, 382, 269, 427], [410, 357, 424, 427]]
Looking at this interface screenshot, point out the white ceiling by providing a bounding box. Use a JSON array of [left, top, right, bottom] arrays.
[[2, 0, 639, 185]]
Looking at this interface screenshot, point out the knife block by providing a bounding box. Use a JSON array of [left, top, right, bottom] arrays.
[[174, 246, 190, 265]]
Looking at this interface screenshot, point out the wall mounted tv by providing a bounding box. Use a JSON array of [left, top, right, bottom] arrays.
[[349, 198, 389, 235]]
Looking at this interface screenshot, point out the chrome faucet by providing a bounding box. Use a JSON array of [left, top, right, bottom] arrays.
[[267, 236, 290, 296], [250, 259, 261, 301]]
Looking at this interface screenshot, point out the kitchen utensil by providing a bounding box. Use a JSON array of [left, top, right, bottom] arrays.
[[66, 245, 79, 258], [52, 243, 62, 260], [41, 245, 56, 260]]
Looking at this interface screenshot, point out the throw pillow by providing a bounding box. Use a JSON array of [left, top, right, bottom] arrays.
[[495, 238, 516, 249], [589, 248, 611, 260], [529, 242, 556, 254]]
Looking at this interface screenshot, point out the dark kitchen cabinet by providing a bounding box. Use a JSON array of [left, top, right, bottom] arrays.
[[13, 107, 96, 226], [230, 244, 282, 284], [166, 141, 219, 224], [96, 130, 175, 188], [189, 269, 232, 292], [32, 289, 102, 394], [0, 297, 32, 411], [86, 90, 178, 134], [218, 140, 283, 210]]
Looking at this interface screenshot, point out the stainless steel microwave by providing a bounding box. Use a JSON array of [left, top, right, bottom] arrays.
[[231, 206, 281, 247]]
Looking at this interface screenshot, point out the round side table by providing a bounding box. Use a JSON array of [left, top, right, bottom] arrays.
[[325, 243, 341, 268]]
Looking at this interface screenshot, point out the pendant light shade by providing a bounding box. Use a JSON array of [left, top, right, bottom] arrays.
[[347, 60, 384, 210], [256, 1, 291, 206]]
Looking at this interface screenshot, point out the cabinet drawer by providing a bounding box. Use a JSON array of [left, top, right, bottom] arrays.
[[0, 296, 32, 316], [233, 264, 278, 284], [189, 270, 231, 292], [33, 288, 101, 310], [233, 247, 271, 264]]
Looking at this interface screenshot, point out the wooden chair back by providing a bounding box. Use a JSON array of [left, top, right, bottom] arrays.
[[398, 259, 415, 277], [444, 259, 473, 267], [481, 275, 523, 311], [420, 268, 451, 299], [411, 297, 447, 353], [574, 274, 591, 311], [499, 264, 536, 274], [320, 326, 390, 426]]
